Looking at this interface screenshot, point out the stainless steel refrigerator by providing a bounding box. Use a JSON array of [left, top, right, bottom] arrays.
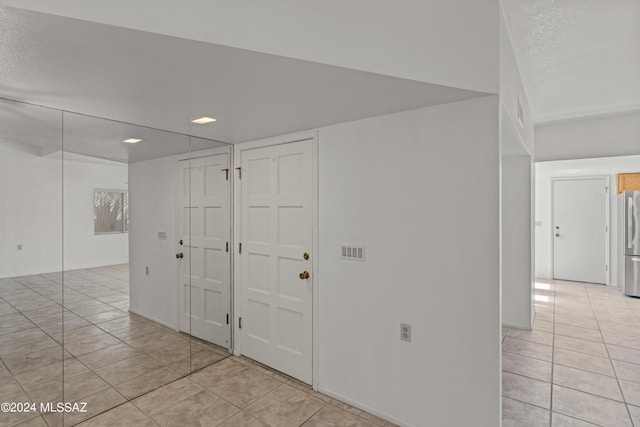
[[624, 191, 640, 296]]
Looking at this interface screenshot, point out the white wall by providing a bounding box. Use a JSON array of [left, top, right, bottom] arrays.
[[0, 141, 128, 278], [317, 96, 500, 426], [500, 10, 535, 329], [535, 155, 640, 288], [128, 155, 179, 329], [535, 111, 640, 161], [0, 0, 499, 94]]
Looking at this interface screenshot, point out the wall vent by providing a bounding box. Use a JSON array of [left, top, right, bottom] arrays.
[[341, 245, 365, 261]]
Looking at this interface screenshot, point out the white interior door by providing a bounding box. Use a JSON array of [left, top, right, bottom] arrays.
[[178, 153, 231, 348], [553, 178, 607, 284], [239, 139, 313, 384]]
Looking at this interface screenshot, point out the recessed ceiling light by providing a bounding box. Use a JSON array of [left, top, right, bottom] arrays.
[[123, 138, 142, 144], [191, 116, 217, 125]]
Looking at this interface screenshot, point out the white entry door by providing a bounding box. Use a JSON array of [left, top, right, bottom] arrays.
[[239, 139, 313, 384], [553, 178, 607, 284], [178, 152, 231, 348]]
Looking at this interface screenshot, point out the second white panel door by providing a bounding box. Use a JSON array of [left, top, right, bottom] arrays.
[[239, 139, 313, 384], [179, 153, 231, 349]]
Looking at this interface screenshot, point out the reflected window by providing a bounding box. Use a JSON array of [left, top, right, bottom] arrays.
[[94, 190, 129, 234]]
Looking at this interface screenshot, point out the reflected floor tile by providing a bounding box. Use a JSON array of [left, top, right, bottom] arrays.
[[502, 397, 549, 427], [3, 346, 70, 376], [77, 343, 140, 370], [628, 405, 640, 426], [246, 384, 325, 427], [14, 358, 90, 392], [94, 354, 162, 386], [554, 324, 603, 343], [613, 359, 640, 383], [46, 387, 126, 427], [607, 344, 640, 365], [82, 310, 128, 324], [619, 380, 640, 406], [552, 385, 632, 427], [503, 337, 553, 362]]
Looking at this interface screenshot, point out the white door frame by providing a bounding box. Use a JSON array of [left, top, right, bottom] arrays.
[[550, 175, 610, 285], [175, 145, 233, 349], [233, 130, 319, 389]]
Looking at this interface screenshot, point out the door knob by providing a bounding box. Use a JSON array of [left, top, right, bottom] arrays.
[[299, 271, 310, 280], [176, 252, 184, 259]]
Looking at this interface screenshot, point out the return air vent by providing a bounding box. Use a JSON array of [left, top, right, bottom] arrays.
[[341, 245, 365, 261]]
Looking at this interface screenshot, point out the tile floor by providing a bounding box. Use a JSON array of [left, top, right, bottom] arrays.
[[503, 278, 640, 427], [1, 265, 393, 427]]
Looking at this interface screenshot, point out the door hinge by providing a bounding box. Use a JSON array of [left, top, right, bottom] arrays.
[[235, 167, 242, 179], [226, 241, 229, 252], [239, 317, 242, 329], [221, 168, 229, 180], [606, 265, 608, 271], [226, 313, 229, 325], [239, 242, 242, 254]]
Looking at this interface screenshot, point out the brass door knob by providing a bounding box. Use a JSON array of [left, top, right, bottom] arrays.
[[303, 252, 310, 260], [176, 252, 184, 259], [299, 271, 310, 280]]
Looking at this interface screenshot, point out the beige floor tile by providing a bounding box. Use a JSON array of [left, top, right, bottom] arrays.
[[502, 372, 551, 409], [189, 358, 246, 389], [94, 354, 162, 386], [0, 377, 24, 401], [246, 384, 325, 427], [50, 387, 127, 426], [114, 367, 182, 400], [305, 405, 375, 427], [0, 328, 48, 348], [75, 403, 149, 427], [208, 368, 282, 408], [3, 346, 69, 376], [217, 411, 268, 427], [151, 390, 239, 427], [0, 391, 39, 427], [13, 416, 49, 427], [82, 310, 128, 324], [503, 337, 553, 362], [619, 380, 640, 406], [507, 329, 554, 346], [628, 405, 640, 426], [607, 344, 640, 365], [63, 333, 123, 357], [553, 364, 622, 401], [602, 331, 640, 351], [553, 335, 608, 358], [502, 397, 549, 427], [553, 347, 615, 376], [554, 324, 603, 343], [132, 377, 203, 416], [502, 352, 552, 382], [551, 413, 599, 426], [552, 385, 632, 427], [533, 319, 555, 333], [613, 359, 640, 383]]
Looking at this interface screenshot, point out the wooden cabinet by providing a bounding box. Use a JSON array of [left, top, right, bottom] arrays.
[[617, 173, 640, 194]]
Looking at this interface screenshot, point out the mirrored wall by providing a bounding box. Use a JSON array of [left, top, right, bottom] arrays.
[[0, 97, 232, 426]]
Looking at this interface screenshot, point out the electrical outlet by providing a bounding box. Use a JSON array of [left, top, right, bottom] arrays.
[[17, 244, 22, 250], [401, 323, 411, 342], [145, 266, 149, 275]]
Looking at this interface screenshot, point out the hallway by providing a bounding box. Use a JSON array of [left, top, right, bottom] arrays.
[[503, 279, 640, 426]]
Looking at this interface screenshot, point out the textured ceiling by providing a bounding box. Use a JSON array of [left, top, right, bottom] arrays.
[[501, 0, 640, 122]]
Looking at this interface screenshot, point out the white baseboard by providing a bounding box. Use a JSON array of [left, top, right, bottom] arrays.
[[316, 386, 416, 427], [128, 308, 179, 332]]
